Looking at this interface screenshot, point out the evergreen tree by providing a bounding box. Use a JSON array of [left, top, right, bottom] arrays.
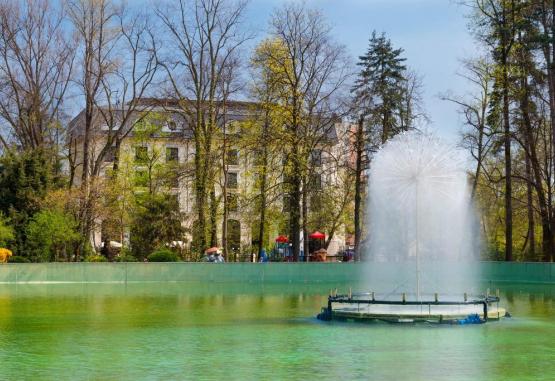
[[353, 31, 407, 144], [351, 31, 409, 260], [0, 150, 56, 255], [129, 194, 185, 260]]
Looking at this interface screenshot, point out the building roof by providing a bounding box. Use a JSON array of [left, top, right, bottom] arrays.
[[67, 98, 341, 143]]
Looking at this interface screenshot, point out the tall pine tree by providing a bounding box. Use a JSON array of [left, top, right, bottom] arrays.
[[353, 31, 408, 144], [351, 31, 408, 260]]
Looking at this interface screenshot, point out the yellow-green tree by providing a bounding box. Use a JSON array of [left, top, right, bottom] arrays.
[[265, 3, 350, 260], [246, 38, 291, 257]]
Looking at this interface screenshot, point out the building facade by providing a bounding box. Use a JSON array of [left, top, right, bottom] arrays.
[[68, 100, 353, 258]]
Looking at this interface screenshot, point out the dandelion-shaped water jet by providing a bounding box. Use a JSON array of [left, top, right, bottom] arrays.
[[318, 131, 508, 324], [369, 132, 470, 301]]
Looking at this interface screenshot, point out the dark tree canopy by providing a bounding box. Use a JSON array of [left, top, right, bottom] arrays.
[[353, 31, 408, 144], [130, 194, 185, 259]]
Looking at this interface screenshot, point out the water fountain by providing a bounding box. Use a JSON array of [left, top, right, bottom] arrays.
[[318, 131, 507, 323]]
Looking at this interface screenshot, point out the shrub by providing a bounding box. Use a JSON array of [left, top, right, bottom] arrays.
[[85, 255, 107, 262], [0, 213, 14, 248], [25, 210, 80, 262], [117, 254, 138, 262], [114, 247, 138, 262], [8, 255, 30, 263], [147, 249, 178, 262]]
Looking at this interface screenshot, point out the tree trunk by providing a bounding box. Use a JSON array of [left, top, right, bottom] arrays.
[[112, 138, 122, 173], [302, 175, 309, 262], [78, 97, 94, 256], [221, 107, 228, 258], [520, 74, 553, 262], [381, 109, 389, 144], [289, 154, 302, 261], [524, 153, 536, 260], [81, 101, 93, 186], [209, 185, 218, 247], [257, 183, 266, 258], [502, 48, 513, 262], [537, 0, 555, 262], [194, 136, 207, 252], [354, 115, 365, 261], [221, 179, 228, 258], [257, 117, 270, 259], [470, 109, 485, 201]]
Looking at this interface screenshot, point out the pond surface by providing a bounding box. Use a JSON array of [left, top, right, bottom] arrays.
[[0, 282, 553, 380]]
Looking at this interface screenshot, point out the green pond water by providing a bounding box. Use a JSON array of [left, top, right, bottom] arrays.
[[0, 282, 553, 381]]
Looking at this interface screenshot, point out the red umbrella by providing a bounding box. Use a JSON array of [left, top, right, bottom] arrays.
[[309, 231, 325, 240], [275, 235, 289, 243]]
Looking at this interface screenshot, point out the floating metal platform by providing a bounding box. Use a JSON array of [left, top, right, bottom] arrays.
[[317, 291, 508, 324]]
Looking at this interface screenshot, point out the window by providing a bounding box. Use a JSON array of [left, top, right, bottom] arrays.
[[166, 147, 179, 162], [309, 173, 322, 190], [310, 149, 322, 166], [227, 172, 238, 189], [135, 146, 148, 163], [167, 120, 177, 131], [227, 149, 239, 166], [227, 193, 238, 212]]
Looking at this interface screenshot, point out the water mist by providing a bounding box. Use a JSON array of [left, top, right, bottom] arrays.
[[363, 131, 480, 300]]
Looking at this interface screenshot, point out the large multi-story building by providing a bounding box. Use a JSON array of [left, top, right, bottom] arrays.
[[68, 99, 353, 257]]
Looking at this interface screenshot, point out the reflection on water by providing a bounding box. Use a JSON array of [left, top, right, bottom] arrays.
[[0, 282, 552, 380]]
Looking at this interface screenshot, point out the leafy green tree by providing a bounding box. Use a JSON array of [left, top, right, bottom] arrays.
[[0, 150, 54, 214], [0, 213, 14, 248], [0, 149, 56, 254], [246, 38, 291, 258], [130, 194, 185, 259], [25, 210, 80, 262]]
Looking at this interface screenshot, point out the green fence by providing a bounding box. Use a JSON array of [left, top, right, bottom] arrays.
[[0, 262, 553, 284], [0, 263, 362, 284], [480, 261, 555, 283]]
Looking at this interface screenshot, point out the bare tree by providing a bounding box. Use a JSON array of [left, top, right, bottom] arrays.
[[66, 0, 120, 187], [218, 54, 244, 258], [156, 0, 250, 253], [66, 0, 121, 255], [0, 0, 74, 152], [399, 70, 429, 131], [67, 0, 157, 253], [91, 11, 158, 177], [441, 57, 495, 200]]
